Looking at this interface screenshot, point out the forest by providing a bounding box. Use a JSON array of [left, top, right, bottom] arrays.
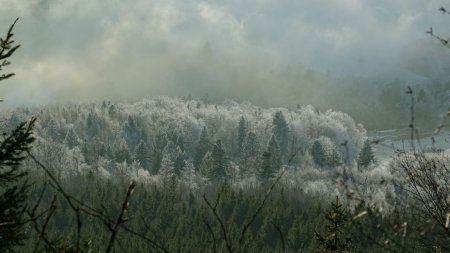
[[1, 2, 450, 253]]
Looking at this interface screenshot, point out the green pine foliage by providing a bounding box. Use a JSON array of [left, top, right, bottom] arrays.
[[357, 140, 375, 168], [315, 196, 353, 253], [272, 111, 289, 159], [134, 139, 150, 170], [258, 135, 282, 182]]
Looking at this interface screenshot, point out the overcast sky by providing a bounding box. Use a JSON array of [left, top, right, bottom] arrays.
[[0, 0, 449, 106]]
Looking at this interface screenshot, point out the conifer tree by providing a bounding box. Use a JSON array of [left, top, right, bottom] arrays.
[[315, 196, 353, 253], [211, 139, 227, 180], [240, 132, 260, 177], [134, 139, 150, 170], [46, 119, 60, 141], [357, 140, 375, 168], [236, 116, 247, 157], [272, 111, 289, 158], [194, 126, 211, 169], [327, 147, 343, 167], [199, 151, 213, 178], [115, 139, 132, 164], [0, 19, 37, 251], [258, 135, 282, 182], [65, 127, 79, 148], [311, 139, 327, 167]]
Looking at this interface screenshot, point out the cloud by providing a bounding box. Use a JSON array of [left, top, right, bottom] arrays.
[[0, 0, 449, 108]]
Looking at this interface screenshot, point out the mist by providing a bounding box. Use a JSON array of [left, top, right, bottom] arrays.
[[0, 0, 449, 129]]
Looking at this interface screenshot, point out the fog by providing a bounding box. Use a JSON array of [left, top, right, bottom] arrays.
[[0, 0, 449, 129]]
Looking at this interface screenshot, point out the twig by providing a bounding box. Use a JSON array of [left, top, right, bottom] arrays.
[[105, 181, 136, 253]]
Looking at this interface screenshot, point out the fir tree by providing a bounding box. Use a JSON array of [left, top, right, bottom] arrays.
[[123, 116, 144, 150], [199, 151, 213, 178], [0, 19, 37, 251], [115, 139, 132, 164], [311, 139, 327, 167], [258, 135, 282, 182], [240, 132, 260, 177], [327, 147, 343, 167], [211, 139, 227, 180], [46, 119, 60, 141], [162, 141, 184, 176], [272, 111, 289, 158], [315, 196, 353, 253], [357, 140, 375, 168], [65, 127, 79, 148], [236, 116, 247, 158], [134, 139, 150, 170], [194, 126, 211, 170]]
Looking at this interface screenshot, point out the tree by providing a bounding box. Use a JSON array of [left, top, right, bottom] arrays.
[[236, 116, 247, 158], [46, 119, 60, 141], [211, 140, 227, 180], [0, 19, 37, 251], [239, 132, 260, 177], [272, 111, 289, 159], [194, 126, 211, 170], [315, 196, 353, 253], [134, 139, 150, 170], [357, 140, 375, 168], [258, 135, 282, 182], [65, 126, 79, 148], [311, 139, 327, 167]]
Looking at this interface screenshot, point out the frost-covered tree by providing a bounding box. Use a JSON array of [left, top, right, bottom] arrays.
[[240, 132, 260, 177], [357, 140, 375, 168], [199, 151, 213, 178], [236, 116, 247, 158], [311, 139, 327, 167], [272, 111, 289, 159], [65, 126, 79, 148], [123, 116, 144, 150], [258, 135, 282, 182], [194, 126, 211, 169], [211, 140, 227, 180], [134, 139, 150, 170], [162, 140, 185, 176], [46, 119, 60, 141], [327, 146, 343, 167], [115, 139, 132, 164]]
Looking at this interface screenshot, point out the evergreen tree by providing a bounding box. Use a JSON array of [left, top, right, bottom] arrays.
[[199, 151, 213, 178], [0, 119, 36, 251], [115, 139, 132, 164], [311, 140, 327, 167], [240, 132, 260, 177], [357, 140, 375, 168], [162, 141, 184, 176], [123, 116, 144, 150], [0, 19, 37, 251], [236, 116, 247, 158], [315, 196, 353, 253], [211, 140, 227, 180], [258, 135, 282, 182], [272, 111, 289, 159], [134, 139, 150, 170], [327, 147, 343, 167], [65, 127, 79, 148], [194, 126, 211, 170], [46, 119, 60, 141]]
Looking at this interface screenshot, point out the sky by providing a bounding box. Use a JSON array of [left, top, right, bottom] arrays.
[[0, 0, 449, 107]]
